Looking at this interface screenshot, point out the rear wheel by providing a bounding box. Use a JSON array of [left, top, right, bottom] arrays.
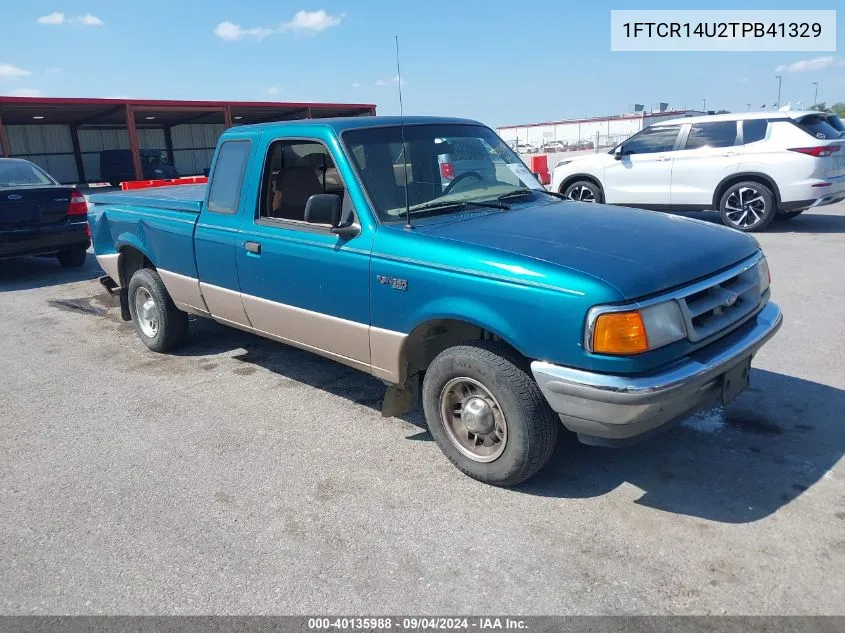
[[718, 181, 776, 232], [422, 342, 559, 486], [56, 247, 87, 268], [563, 180, 602, 203], [127, 268, 188, 352]]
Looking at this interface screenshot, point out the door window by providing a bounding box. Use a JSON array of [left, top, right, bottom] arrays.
[[685, 121, 739, 149], [622, 126, 680, 155], [260, 140, 345, 222], [206, 140, 251, 214]]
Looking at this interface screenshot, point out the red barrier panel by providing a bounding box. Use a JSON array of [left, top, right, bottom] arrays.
[[120, 176, 208, 191], [529, 155, 550, 185]]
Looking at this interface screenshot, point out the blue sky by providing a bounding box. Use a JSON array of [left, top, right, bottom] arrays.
[[0, 0, 842, 127]]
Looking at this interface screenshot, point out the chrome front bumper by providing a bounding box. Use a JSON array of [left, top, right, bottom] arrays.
[[531, 302, 782, 445]]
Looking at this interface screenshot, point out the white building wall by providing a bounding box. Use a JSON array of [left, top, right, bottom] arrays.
[[171, 123, 225, 176], [6, 124, 78, 183]]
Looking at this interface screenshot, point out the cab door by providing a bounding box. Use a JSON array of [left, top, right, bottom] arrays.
[[234, 131, 374, 369], [603, 124, 681, 206], [195, 137, 257, 326], [670, 120, 741, 209]]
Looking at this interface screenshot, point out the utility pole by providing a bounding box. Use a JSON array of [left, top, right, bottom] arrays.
[[812, 81, 819, 105], [702, 98, 706, 112], [747, 104, 751, 111], [775, 75, 782, 108]]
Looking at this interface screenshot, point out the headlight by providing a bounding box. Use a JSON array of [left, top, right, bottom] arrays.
[[757, 256, 770, 294], [588, 300, 687, 355]]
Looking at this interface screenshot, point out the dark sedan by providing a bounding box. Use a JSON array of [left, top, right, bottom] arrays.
[[0, 158, 90, 267]]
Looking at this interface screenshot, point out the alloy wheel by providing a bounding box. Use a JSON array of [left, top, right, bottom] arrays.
[[439, 377, 508, 463]]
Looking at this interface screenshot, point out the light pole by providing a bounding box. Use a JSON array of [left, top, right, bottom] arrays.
[[775, 75, 782, 108], [702, 98, 706, 111], [812, 81, 819, 105], [747, 103, 751, 111]]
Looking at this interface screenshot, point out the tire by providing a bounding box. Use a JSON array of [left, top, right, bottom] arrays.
[[422, 341, 559, 486], [776, 210, 805, 221], [718, 181, 776, 232], [127, 267, 188, 353], [562, 180, 602, 203], [56, 247, 87, 268]]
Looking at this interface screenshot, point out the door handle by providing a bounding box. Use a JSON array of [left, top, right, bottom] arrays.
[[722, 152, 738, 157], [657, 156, 671, 162], [244, 241, 261, 254]]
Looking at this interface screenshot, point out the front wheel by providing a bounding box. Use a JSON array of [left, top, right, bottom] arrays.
[[127, 268, 188, 352], [422, 342, 559, 486], [718, 181, 776, 232], [562, 180, 602, 203]]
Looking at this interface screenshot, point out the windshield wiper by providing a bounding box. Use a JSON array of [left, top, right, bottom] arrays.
[[496, 188, 562, 202], [410, 199, 510, 216]]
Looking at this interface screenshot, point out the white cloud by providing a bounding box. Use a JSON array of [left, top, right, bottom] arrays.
[[266, 86, 281, 95], [279, 9, 344, 34], [351, 81, 362, 88], [0, 63, 31, 79], [37, 12, 65, 24], [739, 77, 749, 83], [12, 88, 42, 97], [374, 76, 407, 87], [214, 21, 273, 41], [77, 14, 104, 26], [776, 56, 844, 73]]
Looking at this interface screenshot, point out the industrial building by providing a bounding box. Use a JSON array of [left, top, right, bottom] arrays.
[[497, 108, 705, 150], [0, 97, 376, 184]]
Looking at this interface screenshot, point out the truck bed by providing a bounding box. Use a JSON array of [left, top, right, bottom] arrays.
[[89, 184, 205, 213]]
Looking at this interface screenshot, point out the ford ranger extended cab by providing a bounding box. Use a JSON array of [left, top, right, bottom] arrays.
[[89, 116, 782, 486]]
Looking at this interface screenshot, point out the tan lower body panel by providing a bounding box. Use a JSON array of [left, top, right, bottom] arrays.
[[147, 272, 407, 383], [369, 327, 406, 383], [95, 253, 120, 283], [159, 269, 210, 317], [199, 282, 252, 328], [241, 293, 371, 365]]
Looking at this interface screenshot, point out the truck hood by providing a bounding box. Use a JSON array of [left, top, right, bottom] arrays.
[[413, 201, 759, 299]]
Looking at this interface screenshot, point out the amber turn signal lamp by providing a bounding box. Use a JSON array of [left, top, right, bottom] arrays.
[[592, 311, 649, 355]]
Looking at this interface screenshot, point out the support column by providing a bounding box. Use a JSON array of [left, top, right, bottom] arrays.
[[164, 126, 175, 165], [306, 107, 313, 119], [0, 114, 10, 157], [125, 104, 143, 181], [70, 125, 86, 183], [223, 105, 233, 129]]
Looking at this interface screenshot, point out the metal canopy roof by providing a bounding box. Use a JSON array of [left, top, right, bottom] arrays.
[[0, 96, 377, 127]]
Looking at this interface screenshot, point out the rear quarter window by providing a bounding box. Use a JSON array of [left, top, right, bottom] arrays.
[[742, 119, 768, 144], [206, 140, 251, 214]]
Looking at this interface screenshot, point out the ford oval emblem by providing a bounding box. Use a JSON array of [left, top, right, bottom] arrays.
[[7, 194, 22, 200], [724, 293, 739, 307]]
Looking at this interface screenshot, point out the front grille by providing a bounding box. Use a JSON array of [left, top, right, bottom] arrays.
[[678, 259, 765, 342]]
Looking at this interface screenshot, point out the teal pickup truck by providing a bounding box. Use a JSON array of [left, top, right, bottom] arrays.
[[89, 116, 782, 486]]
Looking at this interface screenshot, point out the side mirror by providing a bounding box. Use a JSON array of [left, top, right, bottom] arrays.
[[304, 193, 342, 227], [613, 146, 624, 160]]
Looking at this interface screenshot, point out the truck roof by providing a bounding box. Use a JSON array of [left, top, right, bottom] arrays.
[[226, 115, 483, 135]]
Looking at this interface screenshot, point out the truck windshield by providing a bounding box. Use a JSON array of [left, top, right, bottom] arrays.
[[343, 124, 545, 222]]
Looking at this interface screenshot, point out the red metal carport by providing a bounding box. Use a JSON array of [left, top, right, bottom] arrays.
[[0, 97, 376, 183]]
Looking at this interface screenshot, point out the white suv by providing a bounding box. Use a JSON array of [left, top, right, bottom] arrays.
[[551, 111, 845, 231]]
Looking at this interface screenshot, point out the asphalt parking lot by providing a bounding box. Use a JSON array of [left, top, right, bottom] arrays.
[[2, 203, 844, 615]]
